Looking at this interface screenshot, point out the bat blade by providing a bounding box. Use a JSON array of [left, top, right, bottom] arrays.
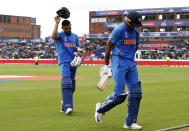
[[97, 73, 110, 91]]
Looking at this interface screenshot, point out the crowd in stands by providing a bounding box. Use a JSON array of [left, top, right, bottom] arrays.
[[0, 42, 56, 59], [0, 39, 189, 60], [79, 39, 106, 52], [140, 40, 189, 60]]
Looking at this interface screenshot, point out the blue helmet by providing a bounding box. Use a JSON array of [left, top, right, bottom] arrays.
[[126, 12, 142, 27], [56, 7, 70, 19]]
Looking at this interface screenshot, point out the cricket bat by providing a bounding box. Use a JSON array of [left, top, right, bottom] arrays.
[[97, 73, 111, 91]]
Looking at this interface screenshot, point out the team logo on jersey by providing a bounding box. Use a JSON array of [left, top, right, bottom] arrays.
[[64, 37, 68, 42], [73, 36, 76, 42], [133, 32, 136, 38], [125, 32, 129, 38]]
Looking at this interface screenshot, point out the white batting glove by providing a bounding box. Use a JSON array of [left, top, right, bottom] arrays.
[[100, 65, 112, 78], [107, 67, 112, 77], [71, 52, 83, 68], [103, 65, 109, 73]]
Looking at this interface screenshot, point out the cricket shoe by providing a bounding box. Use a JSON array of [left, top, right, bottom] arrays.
[[95, 103, 104, 124], [123, 123, 142, 130], [65, 108, 73, 115]]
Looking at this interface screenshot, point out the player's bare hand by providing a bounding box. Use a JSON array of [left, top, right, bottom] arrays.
[[54, 16, 60, 24]]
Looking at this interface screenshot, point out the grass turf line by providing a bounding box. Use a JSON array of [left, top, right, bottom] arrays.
[[0, 65, 189, 131]]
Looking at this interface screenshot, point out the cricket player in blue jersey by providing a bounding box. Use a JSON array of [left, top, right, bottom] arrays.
[[95, 12, 143, 129], [52, 16, 82, 115]]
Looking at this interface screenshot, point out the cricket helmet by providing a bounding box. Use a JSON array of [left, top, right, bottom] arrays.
[[126, 12, 142, 27], [56, 7, 70, 19]]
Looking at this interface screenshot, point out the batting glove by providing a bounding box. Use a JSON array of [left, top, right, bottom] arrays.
[[71, 52, 83, 68], [100, 65, 112, 78]]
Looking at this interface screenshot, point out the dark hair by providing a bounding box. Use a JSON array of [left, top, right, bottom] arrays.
[[62, 20, 71, 27]]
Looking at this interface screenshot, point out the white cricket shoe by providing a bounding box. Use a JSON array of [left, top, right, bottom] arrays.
[[123, 123, 142, 130], [65, 108, 73, 115], [95, 103, 104, 124]]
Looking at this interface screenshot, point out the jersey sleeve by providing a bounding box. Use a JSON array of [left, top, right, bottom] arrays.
[[55, 32, 64, 55], [108, 25, 122, 45], [57, 32, 63, 41]]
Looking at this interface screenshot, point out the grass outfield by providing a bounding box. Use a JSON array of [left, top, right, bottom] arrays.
[[0, 64, 189, 131]]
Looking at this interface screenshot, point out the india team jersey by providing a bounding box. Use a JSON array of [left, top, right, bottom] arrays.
[[56, 32, 80, 64], [109, 22, 140, 60]]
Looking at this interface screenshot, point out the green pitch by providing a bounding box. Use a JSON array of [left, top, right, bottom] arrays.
[[0, 65, 189, 131]]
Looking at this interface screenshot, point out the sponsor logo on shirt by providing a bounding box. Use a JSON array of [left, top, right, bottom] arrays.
[[124, 39, 136, 45], [64, 43, 76, 47]]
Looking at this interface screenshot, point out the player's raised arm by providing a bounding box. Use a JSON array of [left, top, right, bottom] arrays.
[[52, 16, 60, 40]]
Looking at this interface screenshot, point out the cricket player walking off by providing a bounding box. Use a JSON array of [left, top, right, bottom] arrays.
[[95, 12, 143, 129], [52, 16, 82, 115]]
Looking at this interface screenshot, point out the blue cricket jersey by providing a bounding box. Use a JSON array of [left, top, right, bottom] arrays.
[[56, 32, 80, 64], [108, 22, 140, 60]]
